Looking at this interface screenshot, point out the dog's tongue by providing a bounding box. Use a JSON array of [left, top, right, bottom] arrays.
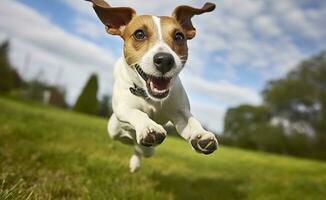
[[149, 77, 170, 91]]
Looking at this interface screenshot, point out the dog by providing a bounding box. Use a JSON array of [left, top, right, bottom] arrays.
[[87, 0, 218, 172]]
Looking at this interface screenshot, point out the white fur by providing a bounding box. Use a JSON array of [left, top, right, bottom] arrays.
[[129, 154, 141, 173], [153, 16, 163, 40], [107, 17, 218, 173]]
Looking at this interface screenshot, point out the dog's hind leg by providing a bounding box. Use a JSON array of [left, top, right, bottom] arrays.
[[108, 114, 134, 145], [129, 152, 141, 173], [129, 144, 155, 173]]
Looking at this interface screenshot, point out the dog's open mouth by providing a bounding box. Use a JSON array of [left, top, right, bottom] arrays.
[[136, 65, 171, 99]]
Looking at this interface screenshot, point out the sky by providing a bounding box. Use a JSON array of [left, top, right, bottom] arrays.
[[0, 0, 325, 133]]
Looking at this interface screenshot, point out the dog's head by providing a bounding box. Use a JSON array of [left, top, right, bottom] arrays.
[[88, 0, 215, 100]]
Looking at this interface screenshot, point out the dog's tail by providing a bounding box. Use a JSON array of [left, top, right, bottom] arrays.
[[129, 145, 155, 173]]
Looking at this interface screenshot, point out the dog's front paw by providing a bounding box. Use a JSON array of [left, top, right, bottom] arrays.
[[136, 122, 166, 147], [190, 132, 218, 155]]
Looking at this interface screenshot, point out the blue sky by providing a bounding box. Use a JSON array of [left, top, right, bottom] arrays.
[[0, 0, 325, 132]]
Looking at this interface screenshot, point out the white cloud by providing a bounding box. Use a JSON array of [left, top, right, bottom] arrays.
[[62, 0, 95, 16], [73, 17, 103, 39], [0, 2, 115, 70], [191, 102, 225, 134], [253, 15, 282, 37], [193, 0, 325, 79], [63, 0, 197, 16], [181, 74, 261, 106], [270, 1, 325, 40], [0, 0, 116, 104]]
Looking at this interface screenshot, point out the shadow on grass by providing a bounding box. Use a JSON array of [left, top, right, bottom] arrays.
[[150, 171, 247, 200]]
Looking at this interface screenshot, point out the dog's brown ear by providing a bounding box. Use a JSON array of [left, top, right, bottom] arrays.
[[172, 2, 215, 39], [87, 0, 136, 36]]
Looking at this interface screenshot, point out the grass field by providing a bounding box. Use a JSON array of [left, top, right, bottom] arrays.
[[1, 97, 326, 200]]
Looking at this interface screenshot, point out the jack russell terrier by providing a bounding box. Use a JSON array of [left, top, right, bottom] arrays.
[[87, 0, 218, 172]]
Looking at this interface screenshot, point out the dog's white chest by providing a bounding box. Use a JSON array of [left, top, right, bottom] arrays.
[[137, 100, 169, 125]]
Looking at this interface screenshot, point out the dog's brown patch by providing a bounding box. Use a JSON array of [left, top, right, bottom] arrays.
[[122, 15, 158, 66], [122, 15, 189, 67], [172, 3, 216, 39], [160, 16, 188, 62]]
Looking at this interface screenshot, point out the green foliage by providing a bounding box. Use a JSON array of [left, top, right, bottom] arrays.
[[0, 41, 14, 93], [286, 132, 312, 157], [224, 105, 271, 139], [0, 40, 26, 94], [73, 74, 99, 115], [263, 52, 326, 123], [1, 97, 326, 199], [98, 95, 113, 117], [224, 105, 286, 153], [223, 52, 326, 160]]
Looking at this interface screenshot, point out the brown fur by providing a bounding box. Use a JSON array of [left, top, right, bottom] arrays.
[[122, 15, 157, 66], [160, 17, 188, 62], [172, 3, 216, 39], [89, 0, 136, 35]]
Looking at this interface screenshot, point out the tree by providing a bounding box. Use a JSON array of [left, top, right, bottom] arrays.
[[263, 53, 326, 123], [73, 74, 99, 115], [224, 105, 286, 152], [0, 40, 25, 93], [98, 95, 113, 117], [0, 40, 14, 93], [263, 52, 326, 159]]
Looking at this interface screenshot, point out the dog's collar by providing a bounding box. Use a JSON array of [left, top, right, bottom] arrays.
[[129, 83, 148, 98]]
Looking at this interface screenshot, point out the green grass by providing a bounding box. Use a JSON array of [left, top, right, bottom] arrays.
[[0, 97, 326, 200]]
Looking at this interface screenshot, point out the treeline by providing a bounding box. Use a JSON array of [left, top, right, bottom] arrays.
[[221, 52, 326, 160], [0, 40, 112, 118], [0, 40, 67, 107]]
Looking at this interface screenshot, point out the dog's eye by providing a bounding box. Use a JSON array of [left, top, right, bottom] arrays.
[[174, 32, 185, 42], [133, 29, 146, 41]]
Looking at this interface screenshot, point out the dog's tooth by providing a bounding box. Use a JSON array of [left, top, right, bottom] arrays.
[[151, 83, 161, 94], [150, 81, 154, 91], [153, 87, 167, 94]]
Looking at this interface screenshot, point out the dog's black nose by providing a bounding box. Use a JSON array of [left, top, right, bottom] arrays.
[[153, 53, 174, 74]]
